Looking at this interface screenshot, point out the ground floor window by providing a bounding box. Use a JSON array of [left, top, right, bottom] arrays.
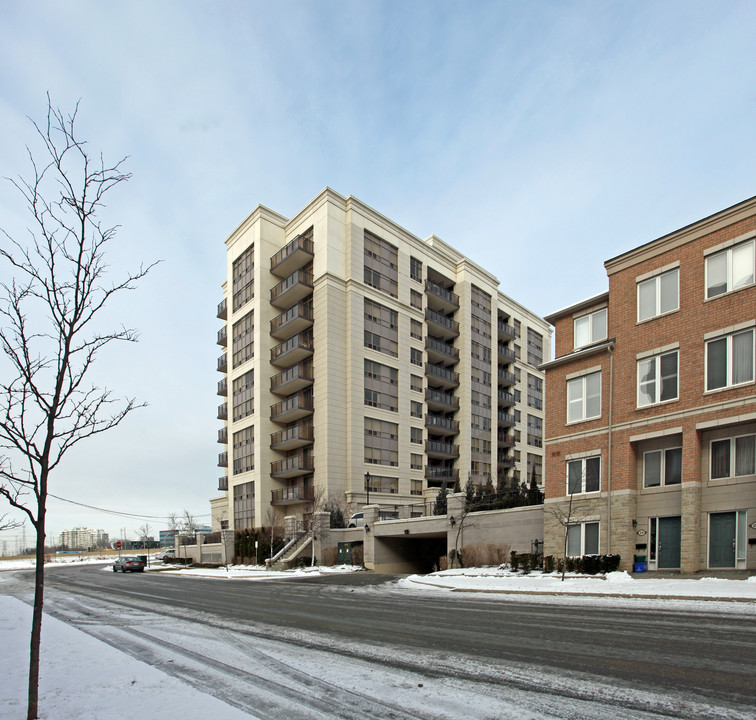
[[566, 521, 599, 556]]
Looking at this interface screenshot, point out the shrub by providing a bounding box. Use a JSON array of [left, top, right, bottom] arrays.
[[543, 555, 555, 573], [565, 556, 576, 573], [438, 555, 449, 571], [602, 553, 621, 572], [509, 550, 519, 572], [321, 547, 338, 566], [519, 552, 532, 574], [582, 554, 601, 575], [351, 544, 364, 566]]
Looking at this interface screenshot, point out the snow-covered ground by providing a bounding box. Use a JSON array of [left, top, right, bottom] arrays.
[[2, 557, 755, 719]]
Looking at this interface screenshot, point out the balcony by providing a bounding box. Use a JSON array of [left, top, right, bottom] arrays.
[[270, 331, 314, 368], [271, 451, 314, 479], [218, 451, 228, 468], [497, 368, 516, 386], [497, 320, 516, 340], [217, 377, 227, 396], [270, 423, 314, 451], [217, 402, 228, 420], [271, 484, 315, 505], [424, 465, 459, 483], [498, 456, 516, 469], [270, 361, 314, 397], [425, 280, 459, 313], [498, 411, 516, 427], [426, 440, 459, 459], [217, 427, 228, 444], [217, 353, 227, 373], [270, 301, 313, 341], [497, 390, 516, 407], [270, 391, 314, 424], [217, 325, 227, 347], [425, 388, 459, 412], [497, 433, 515, 448], [217, 298, 227, 320], [498, 344, 516, 363], [425, 363, 459, 390], [218, 476, 228, 492], [425, 336, 459, 365], [270, 268, 313, 309], [270, 233, 314, 278], [425, 413, 460, 436], [425, 308, 459, 340]]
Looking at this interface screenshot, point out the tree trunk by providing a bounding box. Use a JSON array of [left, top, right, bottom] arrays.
[[27, 492, 46, 720]]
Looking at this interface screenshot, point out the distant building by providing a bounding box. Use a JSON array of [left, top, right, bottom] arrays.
[[58, 527, 109, 550]]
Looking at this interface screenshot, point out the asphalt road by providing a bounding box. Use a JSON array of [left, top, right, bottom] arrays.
[[8, 565, 756, 719]]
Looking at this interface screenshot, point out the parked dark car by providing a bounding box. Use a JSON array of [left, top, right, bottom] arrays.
[[112, 556, 145, 573]]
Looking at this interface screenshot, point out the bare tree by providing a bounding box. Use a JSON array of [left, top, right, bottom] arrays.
[[545, 474, 591, 581], [0, 97, 153, 720], [166, 512, 180, 531], [263, 506, 283, 560], [0, 512, 23, 532], [181, 509, 198, 533], [304, 485, 326, 567]]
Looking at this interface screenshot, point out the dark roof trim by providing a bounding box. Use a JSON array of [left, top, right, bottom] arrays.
[[539, 339, 615, 371], [543, 291, 609, 325]]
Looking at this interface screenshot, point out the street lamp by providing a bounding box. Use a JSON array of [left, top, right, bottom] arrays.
[[364, 471, 371, 506]]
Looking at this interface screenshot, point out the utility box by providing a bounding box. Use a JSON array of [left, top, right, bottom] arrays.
[[337, 542, 357, 565]]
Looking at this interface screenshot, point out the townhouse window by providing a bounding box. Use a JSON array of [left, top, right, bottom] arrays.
[[410, 256, 423, 283], [410, 374, 423, 393], [710, 434, 755, 479], [637, 350, 678, 407], [410, 401, 423, 418], [706, 239, 754, 298], [637, 268, 679, 322], [567, 522, 599, 557], [574, 308, 607, 349], [706, 328, 754, 391], [410, 289, 423, 310], [644, 447, 682, 487], [566, 371, 601, 422], [410, 347, 423, 366], [410, 318, 423, 340], [410, 454, 423, 471], [567, 456, 600, 494], [410, 427, 423, 444]]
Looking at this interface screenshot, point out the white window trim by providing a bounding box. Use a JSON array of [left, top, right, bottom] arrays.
[[643, 447, 682, 488], [566, 455, 601, 495], [709, 433, 756, 480], [637, 350, 679, 408], [704, 328, 755, 393], [704, 237, 755, 300], [573, 307, 608, 350], [567, 521, 600, 557], [566, 371, 602, 424], [636, 267, 680, 323]]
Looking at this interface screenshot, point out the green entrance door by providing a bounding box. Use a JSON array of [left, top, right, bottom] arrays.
[[658, 516, 681, 569], [709, 512, 736, 568]]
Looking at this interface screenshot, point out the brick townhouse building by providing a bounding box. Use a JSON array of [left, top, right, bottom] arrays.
[[541, 196, 756, 572]]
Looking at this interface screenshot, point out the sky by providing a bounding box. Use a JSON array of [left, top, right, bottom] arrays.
[[1, 1, 755, 547]]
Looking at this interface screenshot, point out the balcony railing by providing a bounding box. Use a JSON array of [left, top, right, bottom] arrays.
[[497, 390, 516, 406], [271, 452, 314, 478], [498, 344, 516, 362], [425, 388, 459, 410], [498, 411, 516, 426], [218, 451, 228, 467], [426, 336, 459, 363], [425, 413, 460, 435], [271, 484, 315, 504], [498, 456, 516, 468], [425, 363, 460, 387], [270, 268, 313, 309], [497, 320, 516, 339], [497, 369, 516, 386], [217, 377, 227, 396], [270, 301, 313, 340], [270, 391, 314, 423], [424, 466, 459, 482], [270, 234, 314, 278], [270, 361, 314, 396], [497, 433, 515, 447], [217, 402, 228, 420], [425, 308, 460, 338], [217, 353, 228, 373], [218, 476, 228, 491], [270, 331, 314, 368], [425, 280, 460, 310], [217, 298, 227, 320], [217, 427, 228, 444], [217, 326, 227, 346], [426, 440, 459, 458], [270, 423, 314, 450]]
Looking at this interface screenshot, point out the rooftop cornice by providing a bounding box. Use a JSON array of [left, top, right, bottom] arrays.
[[543, 291, 610, 325], [539, 338, 615, 371]]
